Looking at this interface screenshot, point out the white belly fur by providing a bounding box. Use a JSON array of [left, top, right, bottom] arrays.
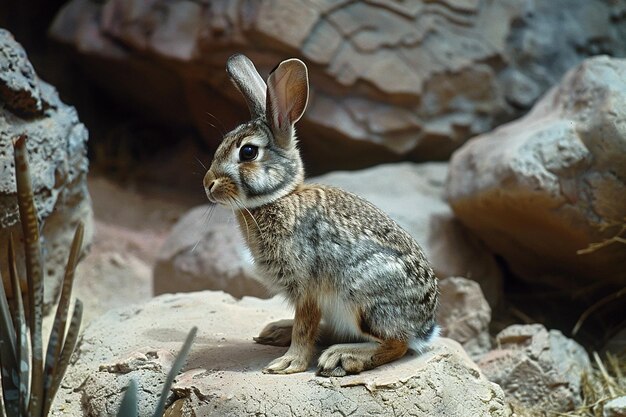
[[318, 294, 367, 341], [318, 293, 440, 352]]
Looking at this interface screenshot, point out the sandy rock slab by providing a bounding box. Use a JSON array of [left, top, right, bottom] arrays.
[[54, 291, 507, 417], [446, 56, 626, 289]]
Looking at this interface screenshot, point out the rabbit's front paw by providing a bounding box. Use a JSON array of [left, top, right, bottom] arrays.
[[262, 351, 309, 374], [253, 319, 292, 347]]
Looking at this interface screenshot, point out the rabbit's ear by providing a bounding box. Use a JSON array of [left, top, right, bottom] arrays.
[[266, 58, 309, 149], [226, 54, 267, 119]]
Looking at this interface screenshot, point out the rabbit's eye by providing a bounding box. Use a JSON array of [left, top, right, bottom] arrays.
[[239, 145, 258, 162]]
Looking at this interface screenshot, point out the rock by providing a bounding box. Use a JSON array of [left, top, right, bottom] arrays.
[[154, 162, 503, 304], [53, 291, 507, 417], [478, 324, 590, 412], [437, 277, 491, 359], [49, 0, 626, 171], [153, 205, 268, 299], [446, 56, 626, 289], [0, 29, 93, 310], [0, 30, 43, 117], [604, 396, 626, 417]]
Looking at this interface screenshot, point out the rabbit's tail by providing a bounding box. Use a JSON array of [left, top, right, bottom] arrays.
[[408, 322, 440, 354]]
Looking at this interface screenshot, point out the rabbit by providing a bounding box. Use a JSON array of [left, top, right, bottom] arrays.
[[203, 53, 439, 377]]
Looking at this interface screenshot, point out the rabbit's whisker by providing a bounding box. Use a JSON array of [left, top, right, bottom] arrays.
[[225, 197, 249, 241], [195, 156, 208, 170], [191, 203, 216, 253], [206, 112, 226, 136], [191, 238, 201, 253], [230, 197, 252, 242], [203, 203, 217, 226], [234, 197, 263, 243], [232, 196, 263, 240], [205, 121, 223, 136]]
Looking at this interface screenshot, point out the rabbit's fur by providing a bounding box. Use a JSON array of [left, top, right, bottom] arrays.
[[204, 54, 439, 377]]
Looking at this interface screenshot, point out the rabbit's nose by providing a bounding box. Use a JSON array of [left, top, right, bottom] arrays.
[[204, 171, 217, 191], [204, 176, 218, 202]]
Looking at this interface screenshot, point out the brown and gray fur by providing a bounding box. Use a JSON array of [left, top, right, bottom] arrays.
[[204, 54, 439, 377]]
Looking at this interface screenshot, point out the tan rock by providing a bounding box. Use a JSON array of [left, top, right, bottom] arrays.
[[437, 277, 491, 359], [153, 205, 268, 299], [478, 324, 590, 412], [49, 0, 626, 171], [0, 29, 93, 310], [74, 175, 189, 323], [53, 291, 507, 417], [446, 56, 626, 289]]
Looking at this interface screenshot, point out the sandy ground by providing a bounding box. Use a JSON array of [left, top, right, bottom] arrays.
[[73, 175, 195, 324]]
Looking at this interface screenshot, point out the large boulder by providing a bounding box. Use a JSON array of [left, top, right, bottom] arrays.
[[478, 324, 590, 412], [49, 0, 626, 171], [446, 56, 626, 289], [53, 291, 507, 416], [0, 29, 92, 309], [154, 162, 503, 304]]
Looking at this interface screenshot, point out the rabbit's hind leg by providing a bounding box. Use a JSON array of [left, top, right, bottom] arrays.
[[254, 319, 293, 346], [316, 339, 408, 377]]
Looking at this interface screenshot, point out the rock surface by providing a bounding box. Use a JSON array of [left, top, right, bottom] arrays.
[[446, 56, 626, 289], [0, 29, 93, 309], [53, 291, 507, 417], [604, 396, 626, 417], [49, 0, 626, 171], [154, 162, 503, 304], [437, 277, 491, 359], [153, 205, 268, 298], [478, 324, 590, 412]]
